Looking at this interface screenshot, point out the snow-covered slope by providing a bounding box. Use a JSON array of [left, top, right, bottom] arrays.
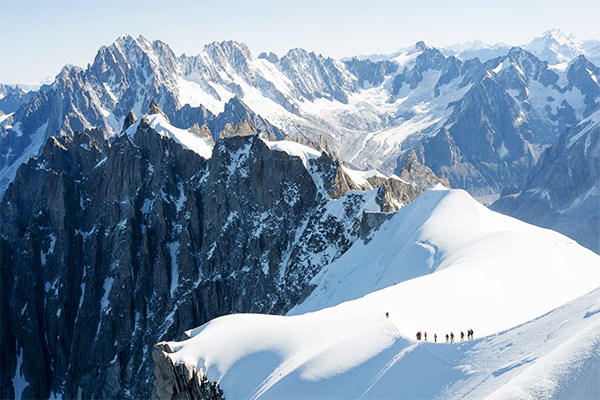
[[158, 186, 600, 399], [125, 113, 214, 159], [291, 186, 600, 330]]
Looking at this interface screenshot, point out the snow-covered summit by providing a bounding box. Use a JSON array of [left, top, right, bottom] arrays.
[[262, 139, 322, 165], [157, 187, 600, 399], [525, 28, 585, 65]]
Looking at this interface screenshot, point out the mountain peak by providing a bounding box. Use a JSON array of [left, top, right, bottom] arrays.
[[415, 41, 429, 52], [204, 40, 253, 61], [541, 28, 569, 41], [117, 32, 134, 41], [122, 110, 138, 132], [258, 51, 279, 63], [148, 99, 170, 123], [507, 46, 527, 56], [525, 29, 583, 64], [284, 47, 313, 59], [114, 32, 138, 47], [506, 46, 540, 65]]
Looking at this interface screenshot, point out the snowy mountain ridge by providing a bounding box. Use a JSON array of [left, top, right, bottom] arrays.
[[2, 31, 599, 201], [154, 186, 600, 399], [441, 28, 600, 66]]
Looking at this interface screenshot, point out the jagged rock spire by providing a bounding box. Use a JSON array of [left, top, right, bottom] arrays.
[[400, 149, 450, 190], [403, 149, 419, 171], [148, 99, 170, 123], [219, 118, 255, 138], [189, 123, 214, 142], [122, 110, 138, 131]]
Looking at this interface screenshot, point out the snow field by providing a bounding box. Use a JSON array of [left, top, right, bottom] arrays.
[[294, 186, 600, 337], [165, 186, 600, 399]]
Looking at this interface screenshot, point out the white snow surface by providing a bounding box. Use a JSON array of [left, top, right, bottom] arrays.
[[125, 113, 213, 159], [567, 108, 600, 148], [164, 186, 600, 399], [0, 112, 13, 125], [262, 139, 321, 167], [341, 166, 386, 188], [262, 138, 394, 194]]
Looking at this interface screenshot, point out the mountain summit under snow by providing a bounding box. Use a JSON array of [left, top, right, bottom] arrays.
[[154, 186, 600, 399], [525, 28, 586, 65]]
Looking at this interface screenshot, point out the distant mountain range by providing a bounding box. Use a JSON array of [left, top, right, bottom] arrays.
[[2, 30, 599, 201], [358, 29, 600, 65]]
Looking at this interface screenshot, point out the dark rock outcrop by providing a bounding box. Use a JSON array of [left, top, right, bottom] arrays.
[[122, 110, 138, 131], [152, 342, 224, 400]]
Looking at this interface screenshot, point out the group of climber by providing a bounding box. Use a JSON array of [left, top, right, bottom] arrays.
[[415, 329, 474, 343], [385, 312, 475, 343]]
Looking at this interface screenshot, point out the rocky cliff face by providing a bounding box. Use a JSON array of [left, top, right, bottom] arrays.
[[492, 109, 600, 254], [416, 74, 536, 200], [152, 342, 224, 400], [0, 102, 446, 398]]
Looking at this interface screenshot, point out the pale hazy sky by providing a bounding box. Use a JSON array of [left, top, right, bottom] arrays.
[[1, 0, 599, 84]]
